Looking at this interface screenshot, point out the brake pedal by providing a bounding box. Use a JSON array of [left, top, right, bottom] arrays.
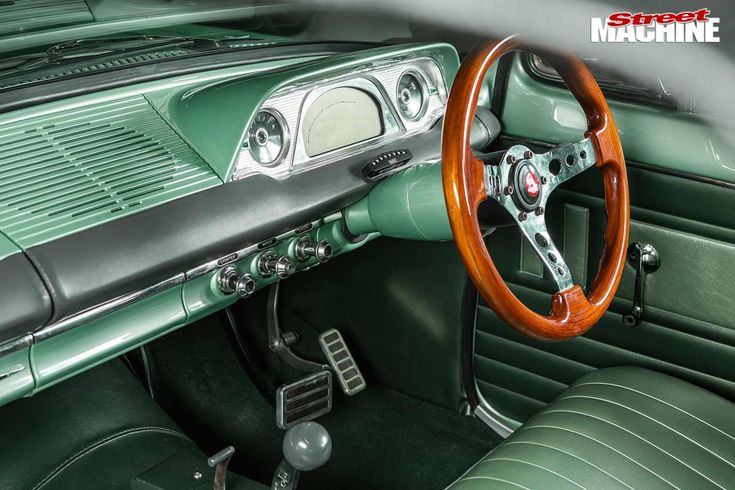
[[319, 329, 366, 396], [276, 370, 332, 429]]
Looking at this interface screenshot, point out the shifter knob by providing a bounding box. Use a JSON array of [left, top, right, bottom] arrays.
[[282, 422, 332, 471]]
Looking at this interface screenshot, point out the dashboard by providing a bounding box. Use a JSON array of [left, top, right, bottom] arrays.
[[0, 42, 460, 406]]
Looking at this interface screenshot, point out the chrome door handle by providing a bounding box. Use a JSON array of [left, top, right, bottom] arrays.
[[622, 242, 660, 327]]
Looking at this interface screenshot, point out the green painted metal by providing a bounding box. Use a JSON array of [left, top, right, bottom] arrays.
[[31, 286, 186, 391], [152, 43, 459, 180], [500, 56, 735, 184], [0, 3, 290, 54], [0, 232, 19, 261], [182, 272, 239, 324], [0, 0, 92, 38], [0, 58, 317, 248], [343, 162, 452, 241], [0, 346, 34, 406], [0, 95, 220, 248]]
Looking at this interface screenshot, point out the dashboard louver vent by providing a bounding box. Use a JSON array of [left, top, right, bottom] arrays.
[[0, 96, 220, 247], [0, 0, 93, 37]]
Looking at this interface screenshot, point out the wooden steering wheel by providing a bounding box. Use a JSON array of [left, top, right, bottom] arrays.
[[442, 37, 630, 340]]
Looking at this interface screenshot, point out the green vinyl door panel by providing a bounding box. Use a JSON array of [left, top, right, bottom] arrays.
[[477, 163, 735, 424]]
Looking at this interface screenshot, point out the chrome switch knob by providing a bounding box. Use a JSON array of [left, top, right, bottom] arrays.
[[217, 266, 257, 298], [295, 237, 333, 263], [235, 273, 256, 298], [258, 250, 296, 279], [217, 266, 240, 295]]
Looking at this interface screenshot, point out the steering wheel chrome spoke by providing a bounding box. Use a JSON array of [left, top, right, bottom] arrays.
[[540, 138, 597, 194], [517, 214, 574, 292]]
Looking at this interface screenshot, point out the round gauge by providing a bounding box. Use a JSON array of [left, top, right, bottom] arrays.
[[248, 109, 289, 166], [396, 71, 427, 121]]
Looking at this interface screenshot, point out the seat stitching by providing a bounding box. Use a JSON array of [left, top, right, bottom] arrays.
[[467, 457, 588, 489], [519, 424, 677, 489], [32, 426, 189, 490], [573, 381, 735, 441], [562, 394, 735, 469], [458, 476, 531, 489], [544, 409, 725, 489], [502, 440, 634, 489]]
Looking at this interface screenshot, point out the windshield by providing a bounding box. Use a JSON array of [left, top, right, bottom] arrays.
[[0, 1, 314, 86]]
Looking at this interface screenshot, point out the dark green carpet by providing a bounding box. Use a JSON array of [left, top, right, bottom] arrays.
[[149, 315, 501, 490]]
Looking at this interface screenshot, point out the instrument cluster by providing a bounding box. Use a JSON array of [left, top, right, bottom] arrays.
[[233, 58, 447, 181]]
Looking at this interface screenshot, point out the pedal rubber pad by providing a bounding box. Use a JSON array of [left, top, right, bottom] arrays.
[[319, 329, 366, 396], [276, 370, 332, 429]]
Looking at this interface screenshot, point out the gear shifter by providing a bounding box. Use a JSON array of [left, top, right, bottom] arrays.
[[272, 422, 332, 489]]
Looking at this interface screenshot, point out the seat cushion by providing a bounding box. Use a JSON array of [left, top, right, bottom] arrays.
[[0, 359, 267, 490], [449, 367, 735, 489]]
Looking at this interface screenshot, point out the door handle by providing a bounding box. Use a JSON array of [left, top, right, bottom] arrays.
[[622, 242, 660, 327]]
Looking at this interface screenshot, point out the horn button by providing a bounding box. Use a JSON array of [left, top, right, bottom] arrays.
[[511, 160, 542, 211]]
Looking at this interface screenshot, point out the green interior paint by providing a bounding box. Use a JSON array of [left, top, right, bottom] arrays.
[[0, 347, 34, 406], [0, 4, 290, 53], [0, 0, 93, 38], [343, 162, 452, 241], [30, 286, 187, 392], [0, 95, 220, 249], [500, 55, 735, 183], [151, 43, 459, 180], [0, 232, 19, 261], [21, 218, 375, 404], [0, 57, 316, 248]]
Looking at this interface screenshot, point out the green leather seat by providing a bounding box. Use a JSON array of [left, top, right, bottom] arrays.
[[0, 359, 266, 490], [449, 367, 735, 489]]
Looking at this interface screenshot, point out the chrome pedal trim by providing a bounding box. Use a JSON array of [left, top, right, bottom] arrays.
[[319, 329, 366, 396], [276, 370, 332, 429]]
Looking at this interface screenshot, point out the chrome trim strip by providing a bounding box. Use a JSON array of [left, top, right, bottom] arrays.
[[0, 365, 25, 381], [33, 273, 186, 342], [0, 334, 33, 357], [474, 402, 515, 439]]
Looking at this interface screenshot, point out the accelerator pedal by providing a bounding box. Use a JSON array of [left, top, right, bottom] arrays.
[[319, 329, 366, 396], [276, 370, 332, 429]]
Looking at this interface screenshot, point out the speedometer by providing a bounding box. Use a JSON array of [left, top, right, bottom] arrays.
[[396, 71, 427, 121], [248, 109, 289, 166]]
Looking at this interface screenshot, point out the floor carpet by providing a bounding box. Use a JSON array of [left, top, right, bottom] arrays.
[[149, 314, 502, 490]]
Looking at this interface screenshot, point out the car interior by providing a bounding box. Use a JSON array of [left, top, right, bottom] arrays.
[[0, 2, 733, 489]]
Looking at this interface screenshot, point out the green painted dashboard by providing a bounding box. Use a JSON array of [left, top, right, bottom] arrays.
[[0, 41, 459, 406]]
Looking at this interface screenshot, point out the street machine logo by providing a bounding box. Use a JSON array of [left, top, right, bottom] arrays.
[[592, 8, 720, 43]]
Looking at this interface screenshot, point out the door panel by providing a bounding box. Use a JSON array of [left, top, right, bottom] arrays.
[[476, 159, 735, 424]]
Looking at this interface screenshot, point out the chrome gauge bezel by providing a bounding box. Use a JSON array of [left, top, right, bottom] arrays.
[[396, 69, 429, 122], [233, 57, 448, 182], [247, 108, 290, 167]]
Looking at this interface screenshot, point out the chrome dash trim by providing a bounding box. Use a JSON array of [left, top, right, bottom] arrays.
[[34, 273, 186, 342], [0, 364, 25, 381], [0, 334, 33, 357]]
